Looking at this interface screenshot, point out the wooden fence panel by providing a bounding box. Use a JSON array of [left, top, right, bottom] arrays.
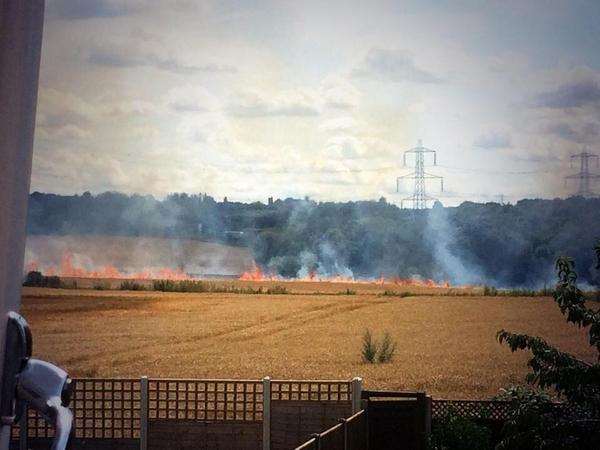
[[293, 410, 368, 450], [9, 438, 138, 450], [148, 420, 261, 450], [363, 392, 428, 450], [9, 377, 356, 450], [346, 411, 368, 450], [270, 380, 353, 450], [147, 379, 263, 450], [318, 422, 344, 450], [271, 401, 352, 450]]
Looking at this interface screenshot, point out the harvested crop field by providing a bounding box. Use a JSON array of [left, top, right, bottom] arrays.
[[21, 282, 596, 400]]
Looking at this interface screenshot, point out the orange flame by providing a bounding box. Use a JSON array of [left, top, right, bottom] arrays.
[[27, 252, 196, 281], [239, 266, 450, 287], [239, 265, 278, 281]]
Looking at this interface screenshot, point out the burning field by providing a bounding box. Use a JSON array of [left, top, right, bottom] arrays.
[[21, 280, 595, 399], [25, 234, 255, 279], [24, 234, 449, 286]]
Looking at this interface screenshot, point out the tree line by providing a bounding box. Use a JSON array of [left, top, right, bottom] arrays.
[[27, 191, 600, 287]]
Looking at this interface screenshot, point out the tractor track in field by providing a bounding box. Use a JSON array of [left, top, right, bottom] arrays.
[[62, 298, 391, 370]]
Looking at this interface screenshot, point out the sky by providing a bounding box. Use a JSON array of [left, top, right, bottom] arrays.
[[31, 0, 600, 205]]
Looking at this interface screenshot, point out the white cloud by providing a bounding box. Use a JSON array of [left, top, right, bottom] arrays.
[[319, 116, 358, 133], [32, 1, 600, 203], [320, 75, 361, 110], [227, 89, 320, 118], [473, 131, 512, 150], [352, 48, 442, 84]]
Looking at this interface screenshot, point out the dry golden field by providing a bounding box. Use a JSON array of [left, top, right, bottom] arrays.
[[20, 281, 596, 400]]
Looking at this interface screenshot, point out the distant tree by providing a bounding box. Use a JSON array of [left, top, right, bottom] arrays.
[[23, 270, 44, 286], [25, 192, 600, 286], [496, 242, 600, 449], [23, 270, 64, 289]]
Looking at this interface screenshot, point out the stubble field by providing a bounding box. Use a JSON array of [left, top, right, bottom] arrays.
[[21, 280, 595, 400]]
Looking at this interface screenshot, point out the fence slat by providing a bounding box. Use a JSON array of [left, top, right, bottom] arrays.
[[18, 408, 27, 450], [263, 376, 271, 450], [140, 376, 148, 450]]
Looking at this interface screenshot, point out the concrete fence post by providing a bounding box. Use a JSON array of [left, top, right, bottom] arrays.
[[19, 408, 28, 450], [351, 377, 362, 414], [262, 377, 271, 450], [140, 376, 149, 450]]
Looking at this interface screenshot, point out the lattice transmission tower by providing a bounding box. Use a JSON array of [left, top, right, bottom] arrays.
[[565, 150, 599, 197], [397, 139, 444, 209]]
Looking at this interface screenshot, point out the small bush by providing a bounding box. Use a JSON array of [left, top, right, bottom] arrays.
[[377, 332, 396, 363], [483, 285, 498, 296], [265, 285, 288, 295], [23, 270, 44, 286], [380, 290, 411, 298], [151, 279, 288, 295], [119, 280, 145, 291], [428, 411, 492, 450], [361, 329, 378, 363], [344, 288, 356, 295], [62, 280, 78, 289], [361, 330, 397, 364], [23, 271, 75, 289], [153, 279, 178, 291], [93, 282, 110, 290], [483, 285, 554, 297]]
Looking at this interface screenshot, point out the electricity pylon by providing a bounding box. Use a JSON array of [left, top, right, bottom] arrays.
[[565, 150, 599, 198], [397, 139, 444, 209]]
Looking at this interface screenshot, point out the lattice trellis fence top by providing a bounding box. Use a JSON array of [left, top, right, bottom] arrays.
[[271, 380, 352, 402], [11, 377, 355, 440], [148, 379, 264, 422], [432, 400, 512, 421], [13, 378, 142, 440]]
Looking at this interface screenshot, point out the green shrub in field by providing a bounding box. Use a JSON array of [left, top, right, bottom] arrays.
[[377, 332, 396, 363], [151, 279, 288, 295], [23, 271, 44, 287], [483, 285, 498, 296], [428, 412, 492, 450], [119, 280, 145, 291], [362, 329, 397, 364], [62, 280, 78, 289], [380, 290, 411, 298], [93, 282, 110, 290], [361, 329, 378, 363], [153, 279, 177, 291], [265, 285, 288, 295], [23, 271, 76, 289], [483, 285, 554, 297]]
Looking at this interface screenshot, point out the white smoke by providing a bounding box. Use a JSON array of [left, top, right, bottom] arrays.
[[426, 203, 482, 285]]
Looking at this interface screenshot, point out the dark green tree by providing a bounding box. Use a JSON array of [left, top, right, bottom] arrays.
[[496, 242, 600, 449]]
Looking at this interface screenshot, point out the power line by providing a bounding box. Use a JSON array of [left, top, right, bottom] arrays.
[[396, 139, 443, 209], [565, 150, 600, 197], [436, 164, 557, 175]]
